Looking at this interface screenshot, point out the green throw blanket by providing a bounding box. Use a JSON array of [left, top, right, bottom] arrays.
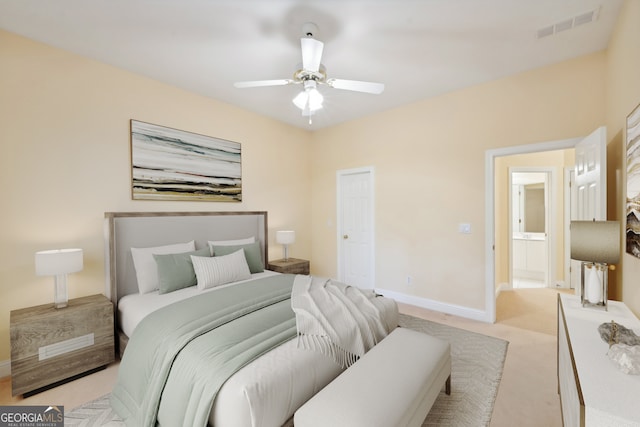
[[110, 274, 297, 427]]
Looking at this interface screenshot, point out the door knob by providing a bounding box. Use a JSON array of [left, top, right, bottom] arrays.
[[343, 235, 349, 239]]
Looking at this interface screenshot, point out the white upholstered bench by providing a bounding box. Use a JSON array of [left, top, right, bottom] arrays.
[[294, 327, 451, 427]]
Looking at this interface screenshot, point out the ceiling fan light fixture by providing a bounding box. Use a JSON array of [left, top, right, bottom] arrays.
[[235, 22, 384, 123], [292, 90, 308, 110], [292, 83, 324, 113], [307, 88, 324, 110]]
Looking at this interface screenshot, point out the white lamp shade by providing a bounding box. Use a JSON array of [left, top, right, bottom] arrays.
[[292, 80, 324, 113], [292, 91, 308, 110], [570, 221, 620, 264], [293, 89, 324, 112], [276, 231, 296, 245], [35, 248, 83, 276], [307, 88, 324, 111]]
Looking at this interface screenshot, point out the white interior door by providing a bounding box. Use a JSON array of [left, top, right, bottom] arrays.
[[337, 167, 374, 289], [570, 126, 607, 291]]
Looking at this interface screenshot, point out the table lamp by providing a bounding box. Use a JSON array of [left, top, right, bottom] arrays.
[[35, 248, 83, 309], [570, 221, 620, 310], [276, 231, 295, 261]]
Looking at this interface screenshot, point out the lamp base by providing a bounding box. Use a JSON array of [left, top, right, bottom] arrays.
[[54, 274, 69, 309], [580, 262, 608, 310]]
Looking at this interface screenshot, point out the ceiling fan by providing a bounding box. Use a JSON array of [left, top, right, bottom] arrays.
[[234, 23, 385, 123]]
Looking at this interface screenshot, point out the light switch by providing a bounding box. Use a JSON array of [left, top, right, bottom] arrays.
[[459, 223, 471, 234]]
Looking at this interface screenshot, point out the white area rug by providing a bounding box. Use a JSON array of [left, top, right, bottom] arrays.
[[398, 314, 508, 426], [65, 314, 508, 426]]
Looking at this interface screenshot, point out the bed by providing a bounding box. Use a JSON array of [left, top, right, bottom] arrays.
[[105, 211, 273, 355], [104, 211, 397, 427]]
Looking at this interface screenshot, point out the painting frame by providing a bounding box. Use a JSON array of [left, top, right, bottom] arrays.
[[130, 120, 242, 202], [626, 102, 640, 258]]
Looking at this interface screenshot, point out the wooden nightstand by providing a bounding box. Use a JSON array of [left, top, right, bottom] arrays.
[[268, 258, 310, 275], [10, 294, 115, 396]]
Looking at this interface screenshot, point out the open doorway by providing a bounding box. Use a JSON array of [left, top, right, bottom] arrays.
[[510, 170, 552, 289], [495, 152, 568, 296], [484, 126, 607, 323]]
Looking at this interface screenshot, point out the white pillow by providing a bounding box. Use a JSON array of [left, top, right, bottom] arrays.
[[131, 241, 196, 294], [208, 236, 255, 252], [192, 249, 252, 290]]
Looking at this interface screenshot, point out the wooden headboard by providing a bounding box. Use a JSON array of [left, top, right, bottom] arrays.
[[104, 211, 268, 305]]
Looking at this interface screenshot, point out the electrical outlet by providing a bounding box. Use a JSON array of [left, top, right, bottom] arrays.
[[406, 276, 412, 286]]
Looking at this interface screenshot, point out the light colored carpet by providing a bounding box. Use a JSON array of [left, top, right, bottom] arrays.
[[64, 314, 508, 427], [496, 288, 564, 335]]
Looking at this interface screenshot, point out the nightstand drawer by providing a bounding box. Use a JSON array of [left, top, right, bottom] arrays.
[[10, 294, 115, 396], [268, 258, 310, 275], [281, 263, 310, 274]]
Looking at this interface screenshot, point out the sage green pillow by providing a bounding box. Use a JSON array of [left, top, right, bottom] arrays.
[[154, 247, 211, 294], [210, 241, 264, 273]]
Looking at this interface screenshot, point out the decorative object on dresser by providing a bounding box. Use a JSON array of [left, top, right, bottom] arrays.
[[268, 258, 310, 275], [598, 320, 640, 346], [557, 294, 640, 426], [35, 248, 83, 309], [569, 220, 620, 310], [10, 294, 115, 397], [275, 230, 296, 261], [598, 320, 640, 375]]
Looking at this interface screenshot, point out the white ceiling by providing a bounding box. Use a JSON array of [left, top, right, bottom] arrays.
[[0, 0, 624, 130]]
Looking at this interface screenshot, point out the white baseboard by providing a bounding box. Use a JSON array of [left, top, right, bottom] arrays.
[[0, 359, 10, 378], [497, 282, 512, 295], [376, 288, 491, 323]]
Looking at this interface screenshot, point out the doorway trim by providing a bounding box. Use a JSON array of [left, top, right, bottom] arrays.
[[485, 137, 581, 323], [564, 167, 575, 289]]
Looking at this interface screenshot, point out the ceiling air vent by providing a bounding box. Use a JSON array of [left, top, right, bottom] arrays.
[[536, 6, 600, 39], [554, 19, 574, 33], [537, 25, 554, 39], [574, 10, 598, 27]]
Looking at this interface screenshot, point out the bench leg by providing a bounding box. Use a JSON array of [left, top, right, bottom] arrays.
[[445, 375, 451, 395]]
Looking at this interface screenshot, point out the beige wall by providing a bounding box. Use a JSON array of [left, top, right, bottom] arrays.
[[0, 30, 313, 361], [310, 52, 605, 312], [605, 0, 640, 313]]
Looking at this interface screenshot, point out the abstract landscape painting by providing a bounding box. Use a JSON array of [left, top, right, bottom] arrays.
[[626, 103, 640, 258], [131, 120, 241, 202]]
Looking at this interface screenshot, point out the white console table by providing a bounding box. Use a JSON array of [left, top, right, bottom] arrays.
[[557, 294, 640, 426]]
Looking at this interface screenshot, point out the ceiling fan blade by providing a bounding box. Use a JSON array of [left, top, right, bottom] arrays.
[[301, 38, 323, 72], [326, 78, 385, 94], [234, 79, 293, 88]]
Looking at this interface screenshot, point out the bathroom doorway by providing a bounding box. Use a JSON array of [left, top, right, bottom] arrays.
[[509, 168, 554, 289]]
